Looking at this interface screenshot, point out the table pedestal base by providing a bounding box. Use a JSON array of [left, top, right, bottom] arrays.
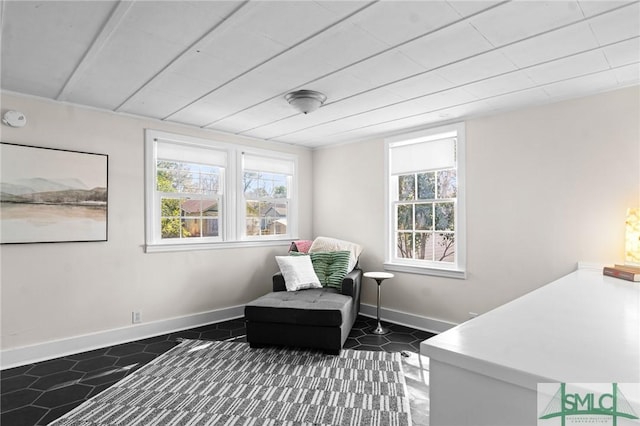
[[371, 322, 389, 335]]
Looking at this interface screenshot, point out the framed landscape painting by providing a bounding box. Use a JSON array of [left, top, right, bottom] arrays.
[[0, 143, 108, 244]]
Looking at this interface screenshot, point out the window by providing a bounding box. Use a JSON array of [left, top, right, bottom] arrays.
[[155, 142, 225, 242], [145, 130, 297, 252], [242, 153, 293, 239], [385, 123, 466, 278]]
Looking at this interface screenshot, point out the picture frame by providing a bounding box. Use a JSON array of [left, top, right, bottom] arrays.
[[0, 142, 108, 244]]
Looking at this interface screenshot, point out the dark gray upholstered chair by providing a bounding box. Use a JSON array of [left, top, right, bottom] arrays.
[[245, 268, 362, 355]]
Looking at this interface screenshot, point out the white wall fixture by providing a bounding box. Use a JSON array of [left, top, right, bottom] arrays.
[[2, 110, 27, 128], [285, 90, 326, 114]]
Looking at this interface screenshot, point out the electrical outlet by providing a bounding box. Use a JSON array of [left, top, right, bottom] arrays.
[[132, 311, 142, 324]]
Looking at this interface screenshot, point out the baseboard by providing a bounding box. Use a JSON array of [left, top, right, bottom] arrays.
[[1, 305, 245, 370], [2, 304, 455, 369], [577, 261, 606, 271], [359, 303, 457, 334]]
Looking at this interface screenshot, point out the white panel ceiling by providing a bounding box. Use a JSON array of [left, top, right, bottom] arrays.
[[467, 1, 586, 45], [1, 0, 638, 148]]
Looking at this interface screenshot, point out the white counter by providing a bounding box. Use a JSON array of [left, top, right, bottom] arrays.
[[421, 268, 640, 425]]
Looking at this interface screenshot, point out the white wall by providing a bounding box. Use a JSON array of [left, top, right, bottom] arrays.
[[313, 86, 640, 324], [2, 86, 638, 361], [0, 93, 313, 354]]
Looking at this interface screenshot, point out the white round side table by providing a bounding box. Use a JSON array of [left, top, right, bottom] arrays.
[[364, 272, 394, 335]]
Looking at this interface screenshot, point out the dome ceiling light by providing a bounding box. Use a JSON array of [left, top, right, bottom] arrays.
[[285, 90, 327, 114]]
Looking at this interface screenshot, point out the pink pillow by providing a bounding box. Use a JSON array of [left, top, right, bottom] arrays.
[[290, 239, 313, 253]]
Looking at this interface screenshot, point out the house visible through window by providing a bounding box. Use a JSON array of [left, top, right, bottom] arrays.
[[385, 123, 466, 278], [145, 130, 297, 252]]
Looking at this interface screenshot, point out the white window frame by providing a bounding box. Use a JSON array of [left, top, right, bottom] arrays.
[[145, 130, 298, 253], [384, 123, 466, 279]]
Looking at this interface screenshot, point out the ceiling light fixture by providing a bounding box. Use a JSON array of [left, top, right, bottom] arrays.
[[285, 90, 326, 114]]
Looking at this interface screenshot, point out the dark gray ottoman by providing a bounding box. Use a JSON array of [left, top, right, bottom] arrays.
[[245, 268, 362, 354]]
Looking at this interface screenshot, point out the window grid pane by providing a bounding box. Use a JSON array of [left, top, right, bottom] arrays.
[[394, 168, 456, 263], [157, 161, 221, 194], [435, 232, 455, 263], [397, 232, 413, 259], [160, 196, 220, 240], [437, 169, 457, 199], [435, 202, 455, 231], [399, 175, 415, 201], [417, 172, 435, 200], [415, 203, 433, 230], [414, 232, 433, 261]]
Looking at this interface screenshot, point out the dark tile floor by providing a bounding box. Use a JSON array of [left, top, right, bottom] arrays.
[[1, 315, 434, 426]]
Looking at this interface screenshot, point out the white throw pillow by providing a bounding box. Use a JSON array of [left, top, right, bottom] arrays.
[[309, 236, 363, 272], [275, 255, 322, 291]]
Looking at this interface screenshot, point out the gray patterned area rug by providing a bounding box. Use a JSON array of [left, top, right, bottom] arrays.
[[49, 339, 412, 425]]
